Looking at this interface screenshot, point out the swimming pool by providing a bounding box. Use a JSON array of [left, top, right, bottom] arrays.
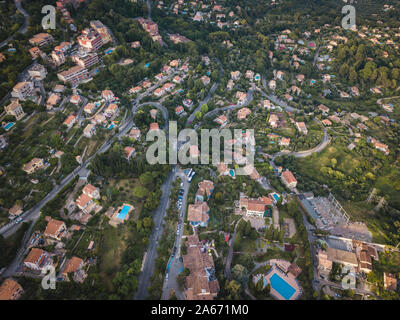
[[3, 122, 15, 131], [104, 48, 115, 55], [270, 273, 296, 300], [116, 205, 131, 220], [108, 124, 115, 130], [272, 194, 280, 202], [229, 169, 235, 177]]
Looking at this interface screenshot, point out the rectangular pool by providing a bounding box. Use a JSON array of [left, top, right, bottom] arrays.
[[3, 122, 15, 131], [270, 273, 296, 300], [117, 205, 131, 220]]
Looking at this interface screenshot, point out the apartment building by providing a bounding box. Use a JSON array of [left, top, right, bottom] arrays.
[[77, 28, 103, 52], [11, 82, 34, 100], [57, 66, 89, 85]]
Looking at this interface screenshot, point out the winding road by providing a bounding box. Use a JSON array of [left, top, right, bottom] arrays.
[[0, 0, 30, 48]]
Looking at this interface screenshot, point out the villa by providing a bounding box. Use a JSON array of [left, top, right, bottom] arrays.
[[22, 158, 45, 175], [0, 279, 24, 300], [281, 170, 297, 188], [4, 100, 25, 121], [24, 248, 53, 273], [187, 202, 210, 227], [44, 219, 66, 241]]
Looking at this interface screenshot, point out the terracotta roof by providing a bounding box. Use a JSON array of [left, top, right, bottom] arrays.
[[188, 202, 209, 223], [282, 170, 297, 184], [44, 219, 65, 238], [82, 184, 98, 197], [24, 248, 44, 264], [0, 279, 23, 300], [63, 257, 83, 275], [76, 193, 92, 208], [149, 122, 159, 131]]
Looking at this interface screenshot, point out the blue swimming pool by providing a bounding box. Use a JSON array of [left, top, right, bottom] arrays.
[[3, 122, 15, 131], [104, 48, 115, 55], [270, 273, 296, 300], [229, 169, 235, 177], [108, 124, 115, 130], [272, 194, 280, 202], [117, 205, 131, 220]]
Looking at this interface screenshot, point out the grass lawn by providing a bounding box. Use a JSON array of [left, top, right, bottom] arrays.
[[98, 225, 128, 289], [234, 236, 257, 252], [107, 178, 143, 221], [22, 113, 42, 138]]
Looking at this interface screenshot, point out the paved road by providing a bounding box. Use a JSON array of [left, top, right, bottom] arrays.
[[271, 125, 330, 161], [161, 171, 190, 300], [224, 218, 242, 281], [186, 58, 223, 125], [134, 166, 177, 300], [0, 0, 29, 48], [203, 86, 256, 120], [256, 86, 300, 114]]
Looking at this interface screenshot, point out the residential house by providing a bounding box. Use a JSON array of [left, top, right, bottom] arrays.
[[175, 105, 185, 116], [187, 202, 210, 227], [4, 100, 25, 120], [268, 113, 279, 128], [101, 90, 114, 101], [154, 88, 165, 97], [383, 273, 398, 291], [63, 114, 76, 129], [128, 127, 141, 140], [24, 248, 52, 272], [124, 146, 136, 160], [201, 76, 210, 86], [44, 219, 66, 240], [28, 64, 47, 80], [182, 234, 219, 300], [231, 71, 241, 80], [8, 203, 23, 219], [83, 103, 96, 114], [46, 94, 61, 110], [215, 115, 228, 127], [104, 103, 119, 117], [22, 158, 45, 175], [0, 279, 24, 300], [76, 193, 94, 213], [29, 33, 54, 46], [82, 184, 100, 199], [196, 180, 214, 202], [237, 107, 251, 120], [183, 99, 193, 109], [281, 170, 297, 188], [318, 104, 330, 114], [243, 164, 260, 180], [295, 122, 308, 134], [83, 123, 96, 138], [239, 194, 271, 218], [149, 122, 160, 132], [61, 257, 85, 282]]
